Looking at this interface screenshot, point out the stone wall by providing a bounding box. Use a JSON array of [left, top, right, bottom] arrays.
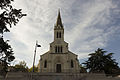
[[3, 72, 120, 80], [39, 52, 80, 73]]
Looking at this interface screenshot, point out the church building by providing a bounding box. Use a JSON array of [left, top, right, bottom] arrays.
[[38, 10, 80, 73]]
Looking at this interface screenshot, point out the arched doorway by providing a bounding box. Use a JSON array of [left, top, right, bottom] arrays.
[[56, 64, 61, 73]]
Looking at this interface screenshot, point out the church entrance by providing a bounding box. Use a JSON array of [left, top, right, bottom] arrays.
[[56, 64, 61, 73]]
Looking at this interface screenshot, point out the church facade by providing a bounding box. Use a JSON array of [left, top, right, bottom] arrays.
[[38, 11, 80, 73]]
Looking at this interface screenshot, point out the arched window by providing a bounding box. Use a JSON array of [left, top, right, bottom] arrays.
[[58, 46, 60, 53], [55, 46, 63, 53], [55, 46, 57, 53], [71, 60, 74, 68], [44, 60, 47, 68], [59, 32, 61, 38], [57, 32, 59, 38], [61, 46, 62, 53]]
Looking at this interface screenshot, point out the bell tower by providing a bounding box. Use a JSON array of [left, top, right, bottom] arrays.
[[50, 10, 68, 53], [54, 10, 64, 41]]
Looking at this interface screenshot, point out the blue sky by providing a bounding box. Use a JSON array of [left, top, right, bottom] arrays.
[[4, 0, 120, 67]]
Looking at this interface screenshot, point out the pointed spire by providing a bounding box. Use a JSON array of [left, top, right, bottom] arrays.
[[55, 9, 63, 28]]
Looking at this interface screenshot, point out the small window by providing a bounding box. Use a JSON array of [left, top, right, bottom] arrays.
[[61, 46, 62, 53], [56, 32, 62, 38], [55, 46, 57, 53], [55, 46, 63, 53], [71, 60, 74, 68], [58, 46, 60, 53], [55, 46, 58, 53], [59, 32, 61, 38], [57, 32, 59, 38], [44, 60, 47, 68]]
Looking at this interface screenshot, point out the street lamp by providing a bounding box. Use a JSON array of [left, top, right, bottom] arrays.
[[32, 40, 41, 72]]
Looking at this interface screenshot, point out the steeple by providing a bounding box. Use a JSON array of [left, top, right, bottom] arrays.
[[50, 10, 68, 54], [55, 9, 63, 29]]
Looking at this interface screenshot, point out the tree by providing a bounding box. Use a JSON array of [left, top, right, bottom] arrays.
[[0, 0, 26, 34], [0, 0, 26, 75], [0, 37, 15, 75], [80, 65, 87, 73], [83, 48, 120, 76], [28, 66, 38, 72], [14, 61, 28, 72]]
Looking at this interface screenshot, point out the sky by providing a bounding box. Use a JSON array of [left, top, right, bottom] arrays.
[[4, 0, 120, 67]]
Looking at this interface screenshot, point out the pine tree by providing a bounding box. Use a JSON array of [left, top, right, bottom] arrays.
[[83, 48, 120, 76]]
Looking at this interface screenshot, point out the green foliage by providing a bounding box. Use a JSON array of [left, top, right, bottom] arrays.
[[0, 38, 15, 62], [0, 0, 26, 34], [79, 65, 87, 73], [83, 48, 120, 76], [0, 37, 15, 75], [14, 61, 28, 72], [28, 66, 38, 72]]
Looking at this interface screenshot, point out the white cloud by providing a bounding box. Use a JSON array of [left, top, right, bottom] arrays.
[[5, 0, 120, 67]]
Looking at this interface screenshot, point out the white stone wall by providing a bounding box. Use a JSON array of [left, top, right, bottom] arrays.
[[38, 51, 80, 73], [50, 41, 68, 53]]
